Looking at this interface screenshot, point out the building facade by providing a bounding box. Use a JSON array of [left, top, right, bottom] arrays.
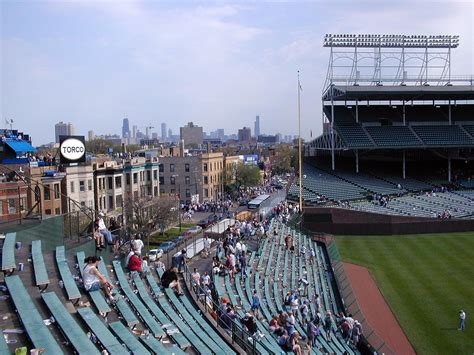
[[238, 127, 252, 142], [63, 165, 95, 212], [55, 121, 74, 143], [180, 122, 203, 147], [254, 115, 260, 137]]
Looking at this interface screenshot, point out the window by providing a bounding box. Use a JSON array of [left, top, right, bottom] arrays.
[[8, 199, 16, 214], [133, 173, 138, 184], [170, 176, 175, 185], [116, 195, 122, 207], [204, 176, 208, 184], [115, 176, 122, 188], [88, 179, 92, 191], [159, 164, 164, 172], [45, 209, 51, 215], [108, 196, 114, 210], [126, 173, 130, 185], [19, 198, 25, 211], [185, 163, 190, 172], [154, 186, 158, 196], [134, 191, 138, 199], [204, 188, 209, 198], [171, 189, 175, 194], [70, 181, 75, 193], [153, 170, 158, 180], [54, 183, 60, 199], [185, 189, 191, 197], [203, 163, 208, 172], [44, 185, 51, 200], [147, 186, 152, 196], [55, 207, 60, 215], [79, 181, 85, 192], [108, 177, 113, 190], [147, 170, 151, 181], [80, 202, 85, 208], [185, 176, 190, 185], [160, 188, 165, 194], [35, 186, 40, 201], [159, 176, 164, 185], [170, 164, 175, 172]]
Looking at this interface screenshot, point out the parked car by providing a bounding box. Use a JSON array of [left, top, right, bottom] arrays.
[[158, 241, 176, 254], [169, 235, 185, 245], [148, 248, 163, 262], [197, 215, 217, 228], [187, 225, 202, 234]]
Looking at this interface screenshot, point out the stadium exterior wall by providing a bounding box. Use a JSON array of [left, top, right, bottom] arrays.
[[303, 207, 474, 235]]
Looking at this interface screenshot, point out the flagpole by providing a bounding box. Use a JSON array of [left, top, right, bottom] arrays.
[[298, 71, 303, 214]]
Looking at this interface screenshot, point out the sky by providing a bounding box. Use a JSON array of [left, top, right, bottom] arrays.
[[1, 0, 473, 145]]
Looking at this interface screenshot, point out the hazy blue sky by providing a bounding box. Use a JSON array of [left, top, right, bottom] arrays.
[[1, 1, 473, 145]]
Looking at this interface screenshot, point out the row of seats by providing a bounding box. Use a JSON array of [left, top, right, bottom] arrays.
[[1, 234, 236, 354]]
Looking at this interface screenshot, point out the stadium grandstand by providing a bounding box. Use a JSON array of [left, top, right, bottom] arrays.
[[289, 33, 474, 221]]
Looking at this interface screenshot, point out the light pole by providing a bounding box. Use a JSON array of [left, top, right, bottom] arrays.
[[172, 174, 182, 232]]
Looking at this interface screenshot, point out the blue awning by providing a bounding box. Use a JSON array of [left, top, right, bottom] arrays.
[[5, 140, 37, 153]]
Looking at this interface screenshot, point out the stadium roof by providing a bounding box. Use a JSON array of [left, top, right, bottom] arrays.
[[323, 85, 474, 101]]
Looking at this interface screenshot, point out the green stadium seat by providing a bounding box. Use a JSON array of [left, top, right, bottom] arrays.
[[5, 275, 63, 354], [109, 321, 150, 355], [41, 292, 100, 354], [32, 240, 50, 291], [76, 307, 129, 355], [56, 246, 81, 303], [1, 233, 16, 274]]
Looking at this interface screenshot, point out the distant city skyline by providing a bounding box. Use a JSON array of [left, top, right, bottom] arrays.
[[2, 1, 473, 145]]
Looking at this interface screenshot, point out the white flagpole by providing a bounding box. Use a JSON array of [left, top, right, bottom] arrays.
[[298, 71, 303, 213]]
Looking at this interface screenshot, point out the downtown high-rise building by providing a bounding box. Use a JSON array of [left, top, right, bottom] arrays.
[[122, 118, 130, 138], [161, 122, 167, 141], [55, 121, 75, 143], [254, 115, 260, 138]]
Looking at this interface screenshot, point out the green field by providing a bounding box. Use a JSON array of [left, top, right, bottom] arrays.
[[335, 233, 474, 355]]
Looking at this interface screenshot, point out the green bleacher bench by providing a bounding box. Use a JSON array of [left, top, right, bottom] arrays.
[[76, 307, 129, 355], [0, 328, 9, 354], [112, 261, 165, 339], [132, 272, 190, 350], [55, 246, 81, 303], [41, 292, 100, 354], [109, 321, 151, 355], [140, 335, 185, 355], [1, 233, 16, 275], [5, 275, 63, 355], [76, 251, 111, 316], [32, 240, 49, 291]]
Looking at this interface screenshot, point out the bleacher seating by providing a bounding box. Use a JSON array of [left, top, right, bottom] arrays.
[[2, 232, 16, 274], [365, 126, 421, 147], [411, 125, 474, 146], [56, 246, 81, 303], [32, 240, 50, 291], [335, 123, 374, 147]]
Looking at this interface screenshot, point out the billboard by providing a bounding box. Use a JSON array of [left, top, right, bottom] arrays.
[[59, 135, 86, 164], [242, 154, 259, 165]]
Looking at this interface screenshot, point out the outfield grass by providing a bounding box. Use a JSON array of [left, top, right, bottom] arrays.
[[335, 233, 474, 355]]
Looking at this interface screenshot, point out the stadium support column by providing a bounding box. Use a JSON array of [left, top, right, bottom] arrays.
[[331, 85, 336, 171], [448, 100, 452, 124], [448, 157, 452, 182], [355, 150, 359, 173], [402, 151, 406, 179]]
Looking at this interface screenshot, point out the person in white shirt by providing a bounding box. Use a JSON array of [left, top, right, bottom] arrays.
[[82, 256, 115, 302], [201, 272, 210, 288], [203, 236, 211, 258], [459, 310, 466, 331], [97, 213, 113, 244], [131, 234, 144, 256], [235, 241, 242, 258], [192, 268, 201, 287]]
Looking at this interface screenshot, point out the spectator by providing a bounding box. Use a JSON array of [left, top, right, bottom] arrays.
[[269, 315, 280, 332], [307, 316, 320, 348], [241, 313, 257, 335], [97, 213, 114, 244], [155, 257, 165, 271], [286, 311, 296, 336], [93, 226, 105, 250], [201, 271, 210, 289], [171, 249, 187, 273], [353, 320, 362, 346], [288, 331, 303, 355], [240, 252, 247, 278], [161, 267, 183, 295], [222, 306, 236, 332], [251, 290, 261, 318], [203, 236, 211, 258], [459, 310, 466, 331], [323, 311, 334, 342], [278, 330, 290, 351], [82, 256, 115, 302], [131, 234, 144, 256], [128, 250, 144, 275], [191, 268, 201, 289]]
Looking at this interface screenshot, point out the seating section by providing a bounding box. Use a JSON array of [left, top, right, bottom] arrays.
[[335, 123, 374, 147], [350, 191, 474, 218], [215, 219, 358, 354], [365, 126, 421, 147], [412, 125, 474, 146], [5, 275, 64, 354], [56, 246, 81, 302]]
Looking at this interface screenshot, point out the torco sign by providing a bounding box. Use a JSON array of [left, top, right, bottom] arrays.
[[59, 135, 86, 164]]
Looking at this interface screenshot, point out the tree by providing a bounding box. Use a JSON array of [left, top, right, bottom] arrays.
[[86, 138, 117, 155], [234, 164, 261, 188], [271, 144, 297, 174]]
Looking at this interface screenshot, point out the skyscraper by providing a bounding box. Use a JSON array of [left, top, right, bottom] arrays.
[[161, 122, 167, 141], [238, 127, 252, 142], [122, 118, 130, 138], [180, 122, 203, 147], [55, 121, 74, 143], [254, 115, 260, 138]]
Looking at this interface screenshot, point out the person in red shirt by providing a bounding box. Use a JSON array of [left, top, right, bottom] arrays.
[[128, 250, 143, 275]]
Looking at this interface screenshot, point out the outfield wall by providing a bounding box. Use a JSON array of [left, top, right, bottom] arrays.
[[303, 207, 474, 235]]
